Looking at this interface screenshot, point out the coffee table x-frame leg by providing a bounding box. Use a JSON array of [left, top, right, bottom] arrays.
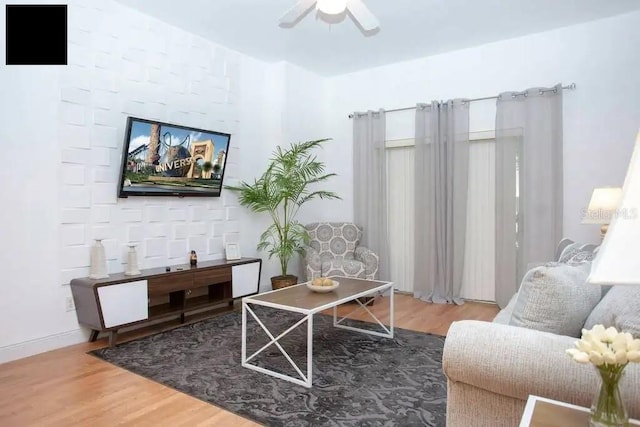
[[333, 290, 394, 339], [241, 302, 314, 388]]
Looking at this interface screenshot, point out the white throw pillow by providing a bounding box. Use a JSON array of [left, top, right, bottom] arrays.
[[509, 262, 601, 337]]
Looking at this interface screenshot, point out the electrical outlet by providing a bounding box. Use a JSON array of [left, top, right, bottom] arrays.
[[65, 296, 76, 312]]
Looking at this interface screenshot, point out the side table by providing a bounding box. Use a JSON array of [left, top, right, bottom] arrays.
[[519, 395, 640, 427]]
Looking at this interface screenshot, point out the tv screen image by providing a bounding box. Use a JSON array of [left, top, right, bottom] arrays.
[[118, 117, 231, 197]]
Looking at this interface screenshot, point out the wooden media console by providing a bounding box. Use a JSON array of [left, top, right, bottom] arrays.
[[70, 257, 261, 347]]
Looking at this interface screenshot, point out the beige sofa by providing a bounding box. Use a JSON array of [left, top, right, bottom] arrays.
[[443, 319, 640, 426], [444, 242, 640, 426], [442, 239, 640, 427]]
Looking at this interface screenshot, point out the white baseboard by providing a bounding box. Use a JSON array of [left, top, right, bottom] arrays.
[[0, 329, 88, 365]]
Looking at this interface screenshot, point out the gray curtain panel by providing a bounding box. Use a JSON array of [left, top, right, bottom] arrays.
[[353, 110, 391, 281], [495, 84, 563, 308], [414, 100, 470, 305]]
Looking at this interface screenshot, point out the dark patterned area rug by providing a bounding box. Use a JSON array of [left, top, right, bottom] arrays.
[[91, 308, 446, 426]]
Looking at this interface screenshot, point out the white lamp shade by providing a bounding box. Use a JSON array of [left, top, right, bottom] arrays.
[[588, 130, 640, 286], [582, 187, 622, 224], [317, 0, 347, 15]]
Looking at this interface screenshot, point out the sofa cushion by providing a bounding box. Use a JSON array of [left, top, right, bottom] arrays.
[[584, 286, 640, 338], [493, 293, 517, 324], [509, 262, 601, 337]]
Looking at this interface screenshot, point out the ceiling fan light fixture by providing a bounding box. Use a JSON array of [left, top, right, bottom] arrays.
[[316, 0, 347, 15]]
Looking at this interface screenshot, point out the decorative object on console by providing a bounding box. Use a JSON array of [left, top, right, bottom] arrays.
[[117, 117, 231, 198], [189, 250, 197, 266], [279, 0, 380, 32], [124, 244, 141, 276], [225, 243, 241, 261], [89, 239, 109, 279], [566, 325, 640, 426], [582, 187, 623, 238], [225, 139, 340, 290]]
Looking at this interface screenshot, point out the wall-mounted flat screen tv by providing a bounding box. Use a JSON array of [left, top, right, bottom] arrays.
[[118, 117, 231, 197]]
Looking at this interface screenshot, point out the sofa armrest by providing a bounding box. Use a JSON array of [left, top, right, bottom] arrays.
[[303, 246, 321, 280], [443, 320, 640, 416], [354, 246, 379, 280]]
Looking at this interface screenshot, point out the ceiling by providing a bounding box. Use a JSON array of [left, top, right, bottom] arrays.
[[116, 0, 640, 76]]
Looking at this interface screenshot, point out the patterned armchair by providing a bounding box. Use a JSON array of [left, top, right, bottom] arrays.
[[303, 222, 379, 281]]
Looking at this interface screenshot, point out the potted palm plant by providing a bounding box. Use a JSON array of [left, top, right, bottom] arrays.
[[225, 139, 340, 289]]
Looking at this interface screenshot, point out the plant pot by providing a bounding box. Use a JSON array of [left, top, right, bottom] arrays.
[[271, 275, 298, 290]]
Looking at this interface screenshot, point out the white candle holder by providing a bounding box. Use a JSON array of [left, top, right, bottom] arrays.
[[124, 244, 141, 276], [89, 239, 109, 279]]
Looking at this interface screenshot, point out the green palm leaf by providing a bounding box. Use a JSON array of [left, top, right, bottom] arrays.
[[224, 139, 341, 276]]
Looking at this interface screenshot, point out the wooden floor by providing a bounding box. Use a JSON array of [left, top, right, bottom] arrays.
[[0, 295, 498, 426]]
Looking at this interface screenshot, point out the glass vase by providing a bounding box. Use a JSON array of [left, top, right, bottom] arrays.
[[590, 364, 629, 427]]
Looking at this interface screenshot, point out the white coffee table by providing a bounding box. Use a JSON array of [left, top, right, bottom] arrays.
[[241, 276, 394, 388]]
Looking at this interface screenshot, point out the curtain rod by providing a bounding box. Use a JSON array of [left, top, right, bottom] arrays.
[[348, 83, 576, 119]]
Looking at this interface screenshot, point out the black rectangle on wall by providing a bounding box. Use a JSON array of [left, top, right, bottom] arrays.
[[6, 4, 67, 65]]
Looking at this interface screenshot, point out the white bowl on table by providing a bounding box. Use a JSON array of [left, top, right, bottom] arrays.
[[306, 279, 340, 293]]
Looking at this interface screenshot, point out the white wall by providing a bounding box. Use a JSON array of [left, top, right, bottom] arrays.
[[0, 0, 284, 363], [328, 10, 640, 244], [251, 62, 335, 282]]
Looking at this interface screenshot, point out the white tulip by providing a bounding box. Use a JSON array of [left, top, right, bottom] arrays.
[[574, 352, 591, 364], [612, 334, 628, 353], [604, 327, 619, 343], [588, 337, 609, 355], [568, 325, 640, 367], [603, 351, 617, 365], [576, 339, 593, 353], [566, 348, 588, 362], [615, 351, 628, 364], [591, 325, 607, 340], [589, 351, 605, 366], [565, 349, 590, 364]]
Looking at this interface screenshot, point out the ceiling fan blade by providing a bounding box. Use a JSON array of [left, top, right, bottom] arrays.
[[279, 0, 318, 26], [347, 0, 379, 31]]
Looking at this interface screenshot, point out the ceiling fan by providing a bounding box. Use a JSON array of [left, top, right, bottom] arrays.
[[279, 0, 380, 32]]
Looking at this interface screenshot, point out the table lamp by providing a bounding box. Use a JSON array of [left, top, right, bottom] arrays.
[[588, 130, 640, 286], [582, 187, 623, 238]]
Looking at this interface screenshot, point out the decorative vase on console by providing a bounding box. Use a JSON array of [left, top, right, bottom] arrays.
[[89, 239, 109, 279], [124, 244, 141, 276]]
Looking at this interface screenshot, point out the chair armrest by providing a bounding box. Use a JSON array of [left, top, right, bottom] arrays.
[[303, 246, 322, 280], [355, 246, 379, 280], [443, 320, 640, 416]]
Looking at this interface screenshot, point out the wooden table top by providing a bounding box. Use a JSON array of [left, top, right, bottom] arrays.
[[245, 277, 393, 313], [520, 395, 640, 427]]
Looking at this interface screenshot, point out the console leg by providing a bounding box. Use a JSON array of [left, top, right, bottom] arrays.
[[180, 313, 185, 323], [108, 330, 118, 348], [229, 300, 235, 308], [89, 330, 99, 342]]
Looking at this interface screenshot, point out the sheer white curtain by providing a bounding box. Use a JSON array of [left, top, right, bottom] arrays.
[[353, 110, 391, 281], [495, 85, 564, 308], [387, 143, 415, 293], [461, 139, 496, 301], [414, 100, 470, 304]]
